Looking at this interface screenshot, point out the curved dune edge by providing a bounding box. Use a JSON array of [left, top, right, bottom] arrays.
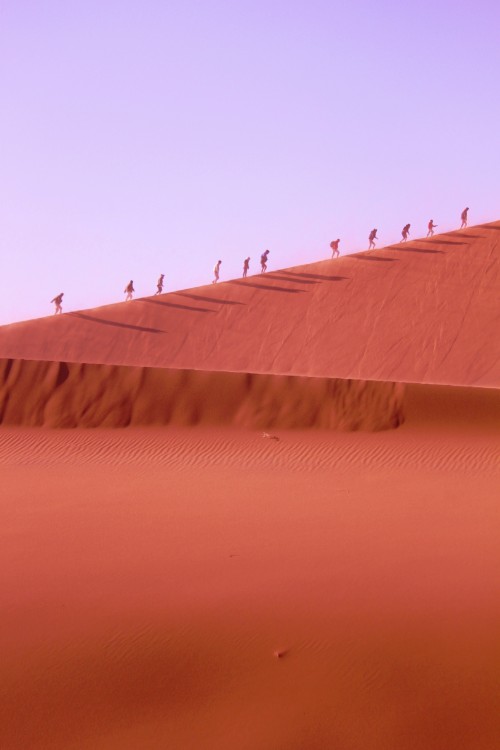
[[0, 358, 404, 431], [1, 222, 498, 388]]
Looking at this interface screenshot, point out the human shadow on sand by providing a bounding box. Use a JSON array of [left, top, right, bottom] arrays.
[[266, 273, 318, 285], [481, 225, 500, 231], [351, 254, 397, 263], [443, 232, 484, 240], [69, 311, 166, 333], [140, 298, 215, 313], [175, 292, 245, 305], [424, 239, 467, 246], [228, 280, 306, 294], [392, 245, 444, 255], [280, 271, 348, 282]]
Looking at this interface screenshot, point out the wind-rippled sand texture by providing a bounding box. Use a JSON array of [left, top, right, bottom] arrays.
[[1, 389, 499, 750]]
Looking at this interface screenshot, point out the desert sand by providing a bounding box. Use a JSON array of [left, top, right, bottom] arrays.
[[0, 224, 499, 749], [0, 222, 499, 386]]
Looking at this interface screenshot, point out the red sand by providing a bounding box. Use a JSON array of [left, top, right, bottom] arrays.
[[1, 222, 499, 748], [1, 410, 499, 749], [0, 222, 499, 387], [0, 358, 404, 430]]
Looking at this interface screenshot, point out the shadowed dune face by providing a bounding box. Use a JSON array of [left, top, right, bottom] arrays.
[[0, 359, 404, 430]]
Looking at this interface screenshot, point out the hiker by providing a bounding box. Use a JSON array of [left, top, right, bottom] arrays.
[[427, 219, 437, 237], [330, 239, 340, 258], [243, 257, 250, 278], [401, 224, 410, 242], [124, 280, 134, 301], [460, 207, 469, 228], [51, 293, 64, 315], [156, 274, 165, 295], [260, 249, 270, 273], [213, 260, 222, 284], [368, 228, 378, 250]]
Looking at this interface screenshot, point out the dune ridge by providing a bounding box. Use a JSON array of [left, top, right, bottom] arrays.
[[0, 222, 498, 388]]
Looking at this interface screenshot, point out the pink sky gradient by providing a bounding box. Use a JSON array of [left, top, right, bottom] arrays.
[[0, 0, 499, 323]]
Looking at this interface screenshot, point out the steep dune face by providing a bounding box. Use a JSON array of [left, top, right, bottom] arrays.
[[0, 358, 403, 430], [0, 222, 498, 387]]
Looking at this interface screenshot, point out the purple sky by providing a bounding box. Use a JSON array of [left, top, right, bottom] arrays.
[[1, 0, 499, 324]]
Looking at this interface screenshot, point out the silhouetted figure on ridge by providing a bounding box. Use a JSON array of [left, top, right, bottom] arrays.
[[156, 274, 165, 295], [51, 293, 64, 315], [124, 280, 134, 301], [461, 207, 469, 228], [427, 219, 437, 237], [243, 257, 250, 278], [260, 249, 270, 273], [330, 239, 340, 258], [213, 260, 222, 284], [401, 224, 410, 242], [368, 229, 378, 250]]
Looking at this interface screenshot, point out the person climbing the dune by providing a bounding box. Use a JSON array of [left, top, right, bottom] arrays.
[[51, 293, 64, 315], [427, 219, 437, 237], [401, 224, 410, 242], [260, 249, 270, 273], [330, 239, 340, 258], [156, 274, 165, 295], [213, 260, 222, 284], [124, 280, 134, 301], [460, 207, 469, 228], [368, 228, 378, 250], [243, 257, 250, 278]]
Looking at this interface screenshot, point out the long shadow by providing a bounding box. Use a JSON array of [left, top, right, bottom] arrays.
[[266, 273, 318, 285], [424, 239, 467, 246], [351, 254, 397, 263], [69, 311, 166, 333], [140, 298, 215, 313], [175, 292, 245, 305], [480, 225, 500, 231], [280, 271, 347, 282], [392, 245, 444, 255], [228, 280, 305, 294], [443, 232, 484, 239]]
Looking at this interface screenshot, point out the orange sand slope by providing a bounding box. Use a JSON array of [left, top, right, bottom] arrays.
[[1, 421, 499, 750], [1, 222, 499, 387]]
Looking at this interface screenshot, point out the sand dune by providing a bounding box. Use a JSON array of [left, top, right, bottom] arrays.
[[0, 358, 404, 430], [0, 222, 498, 387], [1, 416, 499, 749], [1, 223, 499, 748]]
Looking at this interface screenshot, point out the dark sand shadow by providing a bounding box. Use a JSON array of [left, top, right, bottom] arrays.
[[175, 292, 245, 305], [69, 311, 166, 333], [351, 254, 397, 263], [140, 298, 215, 313], [266, 273, 318, 285], [424, 239, 467, 246], [392, 245, 444, 255], [479, 225, 500, 231], [280, 271, 348, 282], [228, 280, 306, 294], [443, 232, 484, 239]]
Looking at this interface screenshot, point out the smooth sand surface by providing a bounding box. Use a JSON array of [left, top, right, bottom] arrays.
[[1, 222, 499, 387], [1, 392, 499, 749]]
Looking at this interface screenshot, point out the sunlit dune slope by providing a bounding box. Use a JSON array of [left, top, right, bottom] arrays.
[[0, 222, 498, 387]]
